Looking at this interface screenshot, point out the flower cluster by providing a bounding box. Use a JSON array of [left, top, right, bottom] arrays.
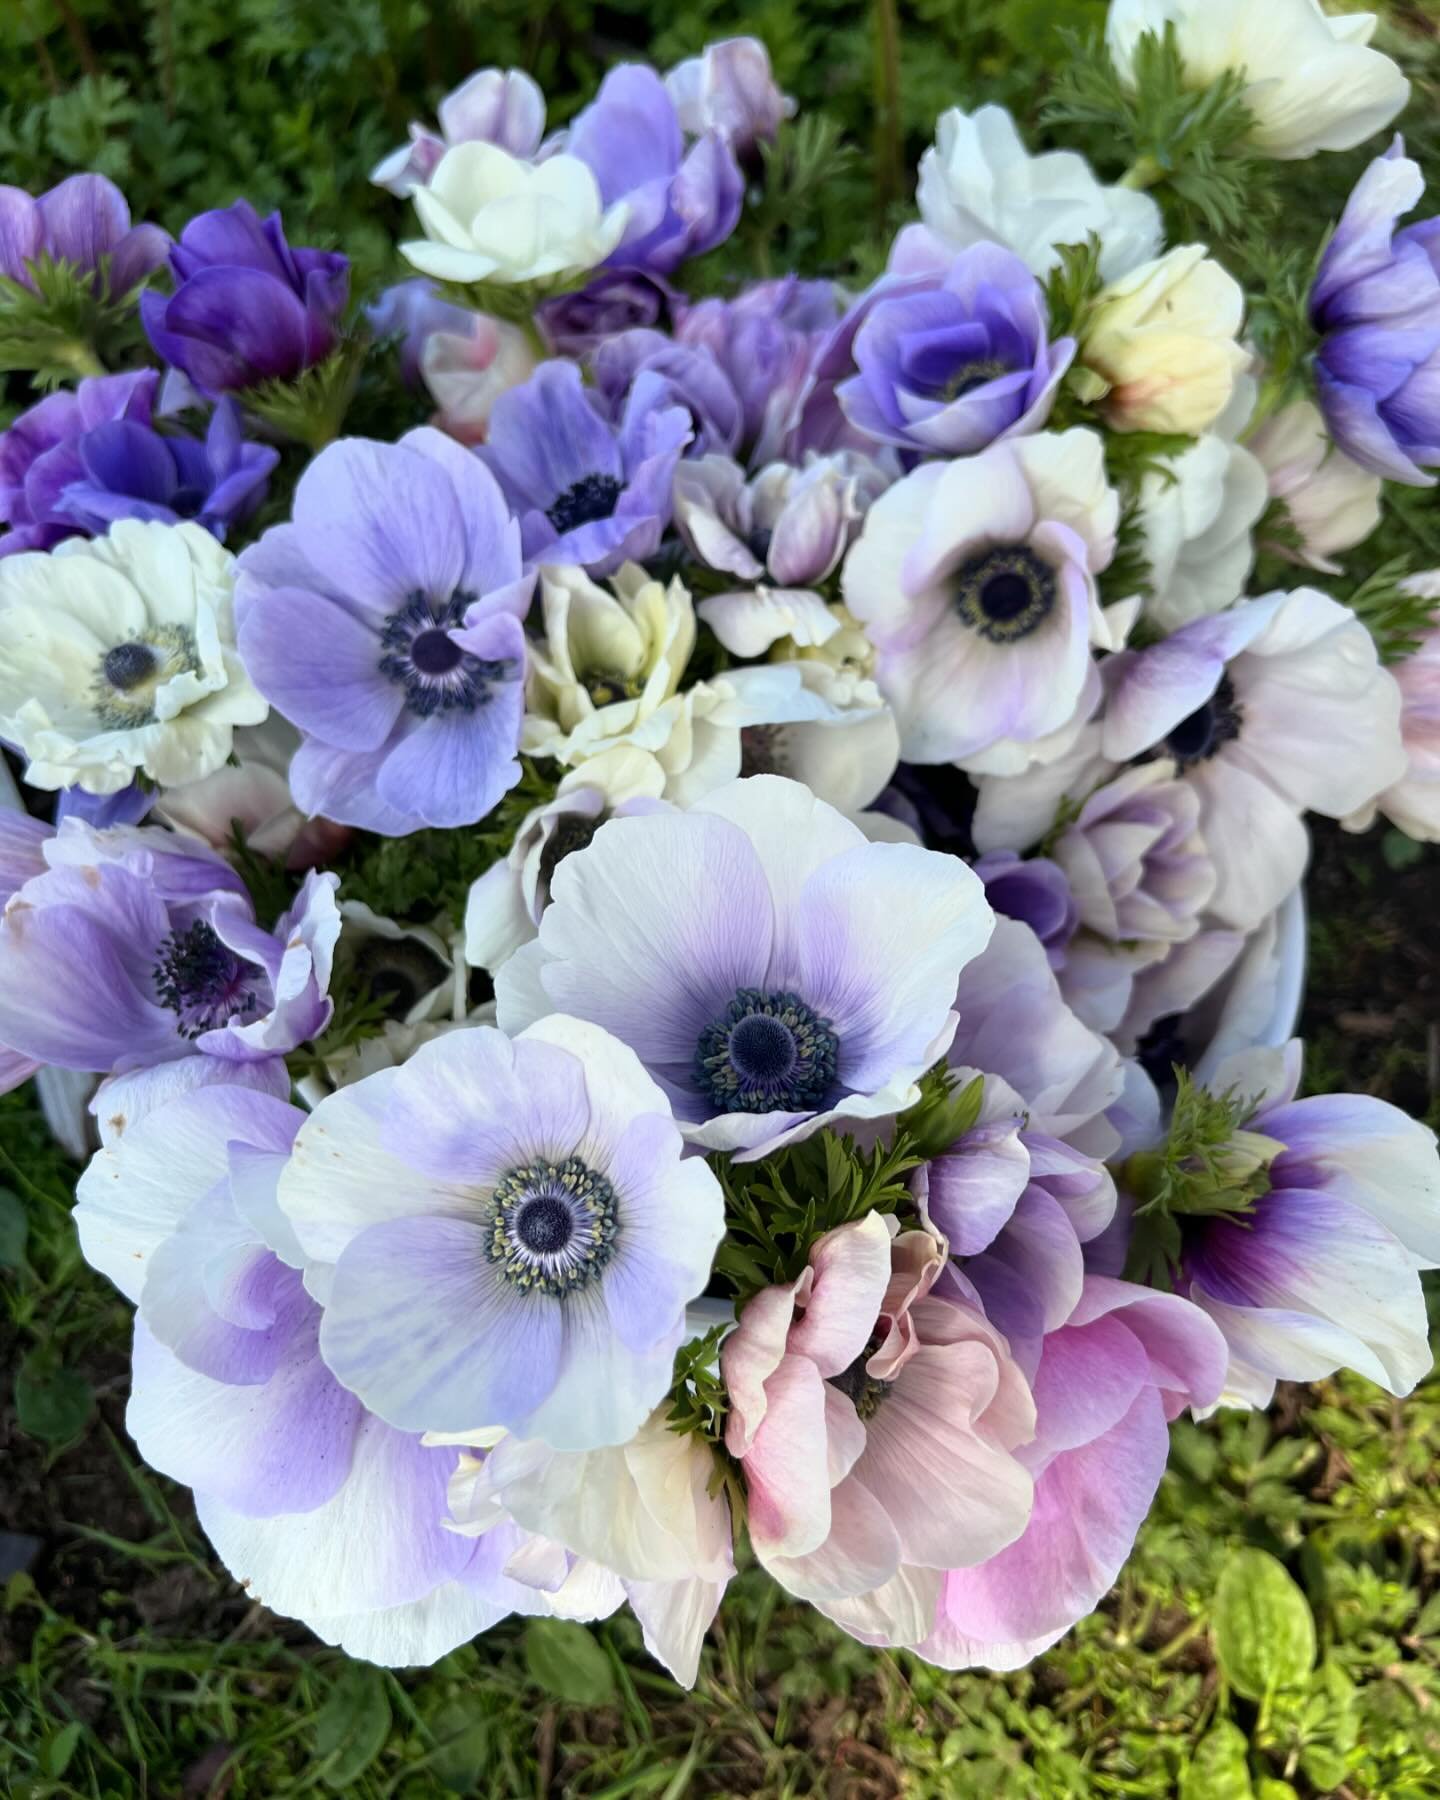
[[0, 2, 1437, 1688]]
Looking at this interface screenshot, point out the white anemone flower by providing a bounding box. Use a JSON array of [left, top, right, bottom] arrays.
[[915, 104, 1162, 281], [402, 142, 629, 286], [1106, 0, 1409, 162], [0, 519, 266, 794]]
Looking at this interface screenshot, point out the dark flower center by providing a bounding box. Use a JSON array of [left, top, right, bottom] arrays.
[[739, 724, 789, 779], [1164, 676, 1244, 769], [537, 812, 602, 893], [953, 545, 1056, 643], [103, 642, 157, 691], [583, 668, 644, 707], [378, 588, 511, 718], [694, 988, 839, 1114], [487, 1155, 619, 1297], [547, 473, 623, 535], [828, 1339, 890, 1421], [1136, 1013, 1187, 1099], [745, 525, 774, 566], [350, 936, 450, 1020], [410, 628, 464, 677], [940, 356, 1010, 402], [170, 484, 207, 518], [153, 920, 262, 1038]]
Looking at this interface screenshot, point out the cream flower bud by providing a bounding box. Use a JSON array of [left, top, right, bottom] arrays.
[[402, 142, 629, 287], [1081, 246, 1248, 436]]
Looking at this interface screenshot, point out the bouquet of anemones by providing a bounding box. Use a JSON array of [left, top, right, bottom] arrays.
[[2, 2, 1438, 1686]]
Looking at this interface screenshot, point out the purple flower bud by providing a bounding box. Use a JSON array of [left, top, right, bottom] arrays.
[[538, 269, 682, 358], [0, 174, 169, 296], [664, 37, 795, 160], [1310, 136, 1440, 486], [140, 201, 349, 396], [563, 66, 744, 277]]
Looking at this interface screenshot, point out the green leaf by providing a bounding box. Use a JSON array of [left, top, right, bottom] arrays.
[[1255, 1784, 1300, 1800], [1180, 1720, 1253, 1800], [14, 1348, 92, 1445], [523, 1619, 617, 1706], [313, 1664, 391, 1788], [1298, 1744, 1351, 1792], [0, 1185, 27, 1268], [1213, 1548, 1316, 1701], [39, 1721, 83, 1780], [427, 1697, 489, 1794], [1383, 829, 1425, 873]]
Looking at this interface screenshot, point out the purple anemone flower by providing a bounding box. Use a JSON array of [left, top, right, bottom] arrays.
[[365, 278, 474, 385], [274, 1016, 725, 1448], [0, 818, 337, 1100], [0, 371, 277, 554], [479, 360, 691, 574], [76, 1085, 545, 1665], [496, 775, 996, 1160], [1158, 1044, 1440, 1408], [237, 428, 532, 835], [1310, 137, 1440, 486], [677, 278, 842, 465], [0, 173, 168, 296], [141, 200, 349, 396], [835, 243, 1075, 455], [590, 328, 743, 457], [564, 65, 743, 277]]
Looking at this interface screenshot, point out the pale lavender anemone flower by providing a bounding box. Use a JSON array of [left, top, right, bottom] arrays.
[[843, 429, 1118, 768], [1153, 1043, 1440, 1409], [1310, 137, 1440, 486], [590, 330, 744, 458], [563, 65, 743, 277], [275, 1016, 724, 1448], [0, 173, 169, 296], [365, 279, 474, 384], [479, 361, 691, 575], [76, 1085, 546, 1664], [496, 775, 995, 1159], [237, 428, 532, 835], [665, 37, 794, 161], [672, 450, 889, 657], [1102, 588, 1405, 930], [0, 817, 337, 1106], [371, 68, 546, 197], [0, 372, 277, 554], [835, 243, 1075, 455], [971, 851, 1078, 971]]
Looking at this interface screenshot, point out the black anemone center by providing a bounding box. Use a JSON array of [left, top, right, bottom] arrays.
[[694, 988, 839, 1114], [103, 642, 157, 691], [953, 545, 1056, 643], [411, 627, 463, 676], [170, 484, 207, 517], [828, 1340, 890, 1420], [728, 1012, 798, 1084], [153, 920, 260, 1038], [537, 812, 602, 893], [547, 473, 623, 535], [350, 937, 450, 1020], [1165, 676, 1243, 769], [941, 356, 1009, 401], [515, 1195, 574, 1255]]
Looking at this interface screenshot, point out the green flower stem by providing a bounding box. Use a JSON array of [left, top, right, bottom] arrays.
[[1118, 153, 1166, 191]]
